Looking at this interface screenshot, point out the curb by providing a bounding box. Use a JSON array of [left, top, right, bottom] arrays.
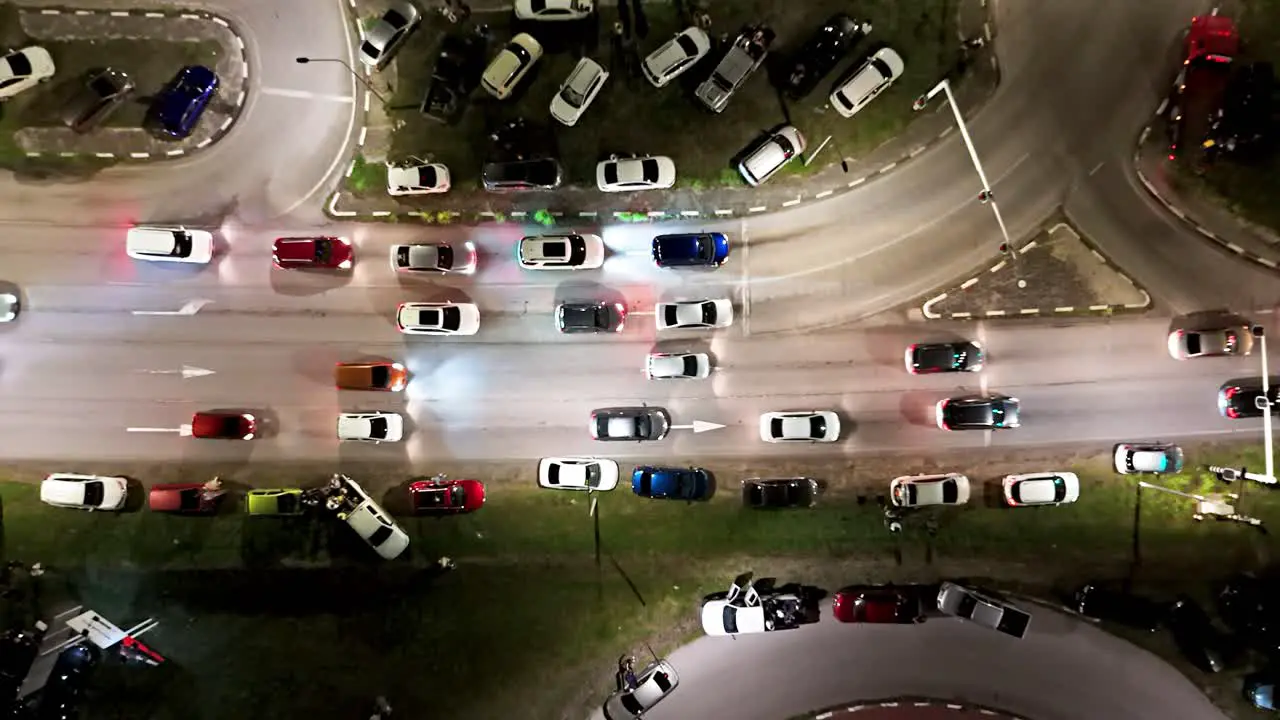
[[920, 222, 1153, 320], [808, 696, 1030, 720], [17, 6, 250, 164]]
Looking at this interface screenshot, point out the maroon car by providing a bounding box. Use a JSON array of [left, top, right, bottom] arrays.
[[148, 482, 224, 514], [272, 236, 354, 270], [191, 411, 256, 440], [410, 478, 485, 514], [832, 585, 924, 624]]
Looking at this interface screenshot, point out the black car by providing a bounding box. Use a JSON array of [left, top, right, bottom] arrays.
[[1218, 381, 1280, 419], [35, 642, 100, 720], [1244, 669, 1280, 712], [556, 301, 625, 334], [0, 628, 42, 705], [590, 406, 670, 441], [1072, 584, 1167, 632], [936, 395, 1019, 430], [62, 68, 135, 132], [1211, 61, 1274, 152], [421, 31, 488, 124], [482, 157, 563, 192], [1218, 574, 1280, 653], [742, 478, 818, 509], [781, 14, 871, 100], [905, 341, 984, 374], [1167, 596, 1232, 673]]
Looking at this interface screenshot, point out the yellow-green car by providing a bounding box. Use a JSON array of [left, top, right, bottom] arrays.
[[245, 488, 305, 516]]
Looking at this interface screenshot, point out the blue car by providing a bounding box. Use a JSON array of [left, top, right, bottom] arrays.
[[651, 233, 730, 268], [632, 466, 711, 500], [149, 65, 219, 138]]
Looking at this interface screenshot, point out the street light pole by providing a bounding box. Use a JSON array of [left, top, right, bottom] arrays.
[[295, 56, 388, 105], [1255, 325, 1275, 483]]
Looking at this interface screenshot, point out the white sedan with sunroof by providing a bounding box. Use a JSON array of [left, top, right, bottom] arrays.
[[890, 473, 971, 507], [537, 457, 618, 491], [337, 412, 404, 443], [387, 160, 450, 195], [597, 155, 676, 192], [1002, 472, 1080, 507], [40, 473, 129, 511], [759, 411, 840, 443], [645, 352, 710, 379], [518, 233, 604, 269], [655, 299, 733, 330], [395, 302, 480, 335]]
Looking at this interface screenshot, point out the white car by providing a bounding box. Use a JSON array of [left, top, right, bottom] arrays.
[[1002, 472, 1080, 507], [1113, 443, 1184, 474], [514, 0, 595, 21], [389, 242, 477, 274], [645, 352, 710, 379], [126, 226, 214, 264], [395, 302, 481, 335], [482, 33, 543, 100], [597, 155, 677, 192], [700, 597, 767, 636], [759, 411, 840, 443], [642, 27, 711, 88], [538, 457, 619, 491], [346, 498, 410, 559], [357, 0, 421, 69], [655, 299, 733, 330], [829, 47, 904, 118], [0, 292, 18, 322], [550, 57, 608, 126], [337, 411, 404, 443], [0, 46, 55, 100], [40, 473, 128, 511], [736, 124, 805, 187], [517, 233, 605, 269], [603, 659, 679, 719], [386, 161, 450, 195], [890, 473, 970, 507]]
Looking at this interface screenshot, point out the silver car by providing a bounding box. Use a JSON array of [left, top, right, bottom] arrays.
[[603, 659, 679, 718], [358, 0, 421, 69], [590, 406, 670, 442]]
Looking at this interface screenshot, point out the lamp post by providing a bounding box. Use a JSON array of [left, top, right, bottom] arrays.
[[1255, 325, 1276, 483], [295, 56, 388, 105]]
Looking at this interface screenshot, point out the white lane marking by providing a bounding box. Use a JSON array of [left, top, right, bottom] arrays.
[[260, 87, 355, 103], [741, 218, 751, 336], [1089, 161, 1104, 175]]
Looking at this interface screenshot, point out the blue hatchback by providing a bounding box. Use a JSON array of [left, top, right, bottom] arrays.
[[632, 466, 711, 500], [149, 65, 219, 138], [651, 233, 730, 268]]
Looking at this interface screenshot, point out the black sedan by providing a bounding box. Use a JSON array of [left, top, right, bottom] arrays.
[[1168, 596, 1233, 673], [935, 395, 1019, 430], [590, 407, 670, 442], [904, 341, 983, 374], [1072, 584, 1167, 632], [1218, 381, 1280, 419], [742, 478, 818, 509], [781, 13, 871, 100], [556, 301, 626, 334], [1218, 573, 1280, 654]]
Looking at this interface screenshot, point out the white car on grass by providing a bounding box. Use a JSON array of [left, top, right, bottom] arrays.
[[538, 457, 619, 492], [40, 473, 128, 511], [890, 473, 970, 507], [126, 226, 214, 264], [597, 155, 676, 192], [395, 302, 481, 335], [386, 160, 450, 195], [1113, 443, 1184, 474], [514, 0, 594, 21], [518, 233, 605, 269], [337, 412, 404, 443], [482, 33, 542, 100], [550, 57, 608, 126], [645, 352, 710, 379], [1002, 472, 1080, 507], [389, 242, 477, 274], [829, 47, 904, 118], [0, 46, 55, 100], [642, 27, 711, 88], [759, 411, 840, 443], [603, 659, 679, 719], [655, 299, 733, 330]]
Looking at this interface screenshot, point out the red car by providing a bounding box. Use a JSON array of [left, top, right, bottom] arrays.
[[148, 482, 223, 514], [410, 478, 485, 514], [272, 236, 354, 270], [191, 411, 256, 440], [832, 585, 924, 624]]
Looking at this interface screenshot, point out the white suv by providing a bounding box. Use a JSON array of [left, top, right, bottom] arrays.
[[550, 57, 608, 125], [737, 125, 805, 186], [830, 47, 904, 118], [126, 226, 214, 264], [642, 27, 710, 87], [517, 233, 604, 269]]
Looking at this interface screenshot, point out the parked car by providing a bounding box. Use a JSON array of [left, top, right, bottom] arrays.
[[832, 585, 924, 624], [358, 0, 421, 69], [935, 395, 1019, 430], [1072, 584, 1166, 632], [389, 241, 477, 274], [642, 27, 711, 88], [904, 341, 983, 374], [645, 352, 711, 379], [191, 411, 256, 440], [148, 482, 222, 514], [591, 407, 670, 442], [482, 157, 562, 191], [246, 488, 305, 516], [737, 125, 805, 186], [515, 0, 595, 21], [538, 457, 619, 491], [387, 160, 451, 195], [148, 65, 218, 138], [396, 302, 481, 335], [603, 658, 678, 719], [272, 236, 353, 270], [518, 233, 605, 269], [337, 412, 403, 443], [0, 292, 16, 323], [742, 477, 819, 508], [0, 46, 55, 101], [1218, 574, 1280, 654], [421, 31, 487, 124], [1001, 472, 1080, 507], [550, 57, 608, 126], [40, 473, 128, 511], [652, 232, 729, 268], [1168, 595, 1232, 673], [482, 33, 543, 99], [126, 226, 214, 264], [1113, 443, 1184, 474], [333, 361, 407, 392], [1218, 381, 1280, 419], [556, 300, 625, 333], [830, 47, 904, 118], [890, 473, 970, 507], [409, 478, 486, 514], [696, 25, 773, 112], [655, 299, 733, 330], [597, 155, 676, 192], [335, 477, 409, 559], [759, 411, 840, 443], [1243, 670, 1280, 712], [35, 644, 97, 720], [936, 582, 1031, 638], [1167, 326, 1253, 359], [62, 68, 134, 132], [781, 14, 871, 99], [632, 466, 711, 500]]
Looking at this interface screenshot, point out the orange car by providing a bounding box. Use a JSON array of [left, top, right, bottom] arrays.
[[334, 362, 407, 392]]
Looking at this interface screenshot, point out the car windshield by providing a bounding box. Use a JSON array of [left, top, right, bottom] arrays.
[[439, 307, 461, 330], [956, 594, 978, 618], [530, 0, 547, 10], [641, 159, 660, 182], [918, 345, 954, 368], [5, 54, 32, 77], [701, 303, 717, 324], [396, 246, 411, 266], [370, 366, 389, 387], [314, 240, 331, 263], [1186, 333, 1203, 355], [585, 464, 601, 486], [568, 237, 586, 264], [620, 694, 644, 713], [360, 41, 380, 58], [663, 306, 680, 326], [603, 164, 619, 184], [82, 481, 104, 506], [770, 419, 784, 437], [179, 488, 201, 510], [172, 231, 192, 257], [416, 166, 438, 187], [652, 670, 674, 691], [384, 9, 408, 27], [809, 417, 826, 437], [218, 416, 241, 436], [904, 484, 918, 504], [546, 465, 560, 484], [89, 74, 119, 97], [508, 44, 532, 68], [721, 606, 738, 633], [870, 57, 892, 80], [369, 525, 393, 547], [368, 417, 388, 438], [434, 245, 453, 268], [681, 356, 698, 375], [675, 34, 699, 57], [941, 480, 958, 503]]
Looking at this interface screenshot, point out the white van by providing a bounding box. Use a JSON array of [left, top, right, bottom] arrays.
[[126, 226, 214, 264], [737, 125, 805, 186]]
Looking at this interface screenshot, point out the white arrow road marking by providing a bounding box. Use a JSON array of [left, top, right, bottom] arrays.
[[139, 365, 216, 379], [669, 420, 726, 433], [132, 299, 212, 316], [127, 424, 193, 436]]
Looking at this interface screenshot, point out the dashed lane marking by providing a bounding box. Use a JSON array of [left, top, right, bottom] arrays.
[[260, 87, 355, 103]]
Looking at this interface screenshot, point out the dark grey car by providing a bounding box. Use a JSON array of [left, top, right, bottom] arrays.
[[742, 478, 819, 508], [590, 406, 670, 441], [62, 68, 134, 133], [556, 301, 625, 334]]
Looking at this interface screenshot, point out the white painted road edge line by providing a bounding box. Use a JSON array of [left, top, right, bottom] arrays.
[[879, 162, 898, 173], [986, 310, 1005, 316], [129, 152, 149, 159], [94, 152, 114, 159], [908, 145, 927, 158], [1089, 304, 1109, 311], [952, 311, 971, 318], [40, 8, 59, 14], [145, 11, 164, 17], [371, 210, 391, 217], [959, 277, 978, 289], [1054, 306, 1075, 312], [989, 260, 1006, 272], [166, 149, 184, 157], [714, 209, 733, 216], [741, 218, 751, 337], [921, 292, 947, 319], [510, 211, 527, 218], [1019, 239, 1037, 253], [1020, 308, 1039, 314], [848, 177, 866, 188], [680, 210, 699, 217], [578, 211, 597, 217], [212, 16, 229, 27], [326, 193, 356, 217], [815, 189, 833, 198], [181, 12, 200, 19], [110, 10, 128, 16], [647, 211, 665, 217], [782, 198, 801, 207]]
